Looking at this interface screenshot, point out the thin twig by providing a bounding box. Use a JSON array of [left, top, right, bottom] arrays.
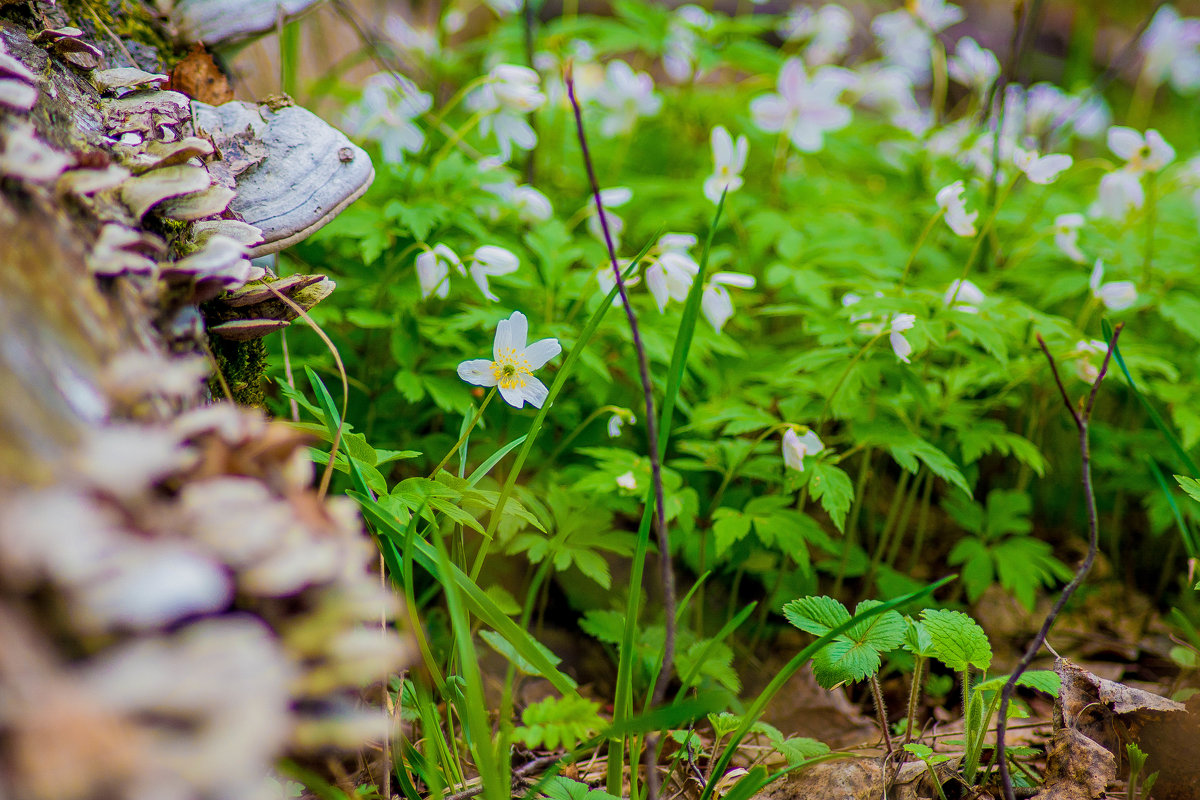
[[565, 66, 677, 800], [443, 754, 565, 800], [995, 323, 1124, 800]]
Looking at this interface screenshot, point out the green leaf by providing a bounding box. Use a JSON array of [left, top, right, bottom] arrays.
[[479, 628, 565, 679], [782, 595, 850, 635], [976, 670, 1060, 696], [921, 609, 992, 672], [1176, 475, 1200, 505], [903, 618, 936, 658], [807, 462, 854, 532], [890, 439, 972, 496], [712, 509, 753, 557], [516, 695, 605, 751]]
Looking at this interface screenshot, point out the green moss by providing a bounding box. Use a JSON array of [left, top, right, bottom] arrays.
[[63, 0, 186, 66], [208, 335, 268, 408]]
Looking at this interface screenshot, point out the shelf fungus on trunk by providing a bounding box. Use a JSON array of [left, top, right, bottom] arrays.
[[0, 8, 407, 799], [164, 0, 325, 50], [192, 98, 375, 256]]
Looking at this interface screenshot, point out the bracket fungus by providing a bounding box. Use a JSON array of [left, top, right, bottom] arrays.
[[166, 0, 324, 50], [0, 77, 36, 110], [193, 99, 374, 256]]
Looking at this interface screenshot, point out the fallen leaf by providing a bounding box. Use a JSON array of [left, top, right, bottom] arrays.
[[168, 43, 233, 105]]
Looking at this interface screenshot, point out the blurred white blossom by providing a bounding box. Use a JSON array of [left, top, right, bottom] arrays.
[[1014, 147, 1072, 184], [594, 60, 662, 137], [704, 125, 748, 204], [1089, 261, 1137, 311], [416, 244, 461, 300], [584, 186, 632, 249], [1108, 126, 1175, 173], [782, 427, 824, 472], [702, 272, 756, 332], [467, 64, 546, 161], [890, 313, 917, 363], [944, 279, 985, 312], [948, 36, 999, 95], [781, 4, 854, 65], [936, 180, 978, 237], [664, 5, 714, 82], [341, 73, 431, 164], [1140, 4, 1200, 93], [1053, 213, 1086, 263], [751, 58, 853, 152]]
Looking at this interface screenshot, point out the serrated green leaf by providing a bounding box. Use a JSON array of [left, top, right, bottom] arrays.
[[517, 695, 604, 751], [922, 609, 992, 672], [847, 600, 906, 651], [807, 462, 854, 532], [1176, 475, 1200, 504], [782, 595, 850, 635]]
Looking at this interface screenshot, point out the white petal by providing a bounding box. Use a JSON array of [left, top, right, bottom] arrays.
[[522, 337, 562, 370], [1107, 126, 1143, 162], [500, 310, 529, 353], [798, 430, 824, 455], [498, 382, 526, 408], [702, 284, 734, 332], [750, 95, 789, 133], [1098, 281, 1137, 311], [646, 263, 671, 311], [711, 271, 756, 289], [1089, 260, 1104, 292], [519, 376, 550, 408], [703, 174, 724, 205], [890, 330, 913, 363], [711, 125, 734, 166], [599, 186, 633, 206], [470, 263, 500, 302], [457, 359, 498, 387], [891, 313, 916, 332], [473, 245, 519, 274], [778, 58, 807, 100], [781, 428, 804, 471], [607, 415, 622, 438]]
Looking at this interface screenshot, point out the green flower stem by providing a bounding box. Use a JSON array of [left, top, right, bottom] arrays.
[[704, 423, 794, 518], [906, 467, 936, 572], [930, 38, 949, 123], [430, 110, 485, 171], [897, 209, 945, 290], [833, 446, 874, 597], [818, 331, 888, 430], [946, 174, 1019, 308], [1143, 171, 1158, 284], [869, 674, 893, 754], [428, 75, 490, 134], [429, 389, 496, 477]]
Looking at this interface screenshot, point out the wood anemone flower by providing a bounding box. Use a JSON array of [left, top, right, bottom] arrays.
[[457, 311, 561, 409]]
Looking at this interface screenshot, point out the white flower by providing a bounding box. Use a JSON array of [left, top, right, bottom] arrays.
[[1108, 126, 1175, 174], [594, 60, 662, 137], [663, 5, 713, 82], [616, 470, 639, 490], [467, 64, 546, 161], [1140, 5, 1200, 94], [482, 177, 554, 223], [384, 14, 439, 57], [595, 259, 640, 306], [854, 63, 921, 123], [584, 186, 632, 249], [1013, 147, 1072, 184], [341, 73, 432, 164], [1072, 339, 1108, 382], [1053, 213, 1086, 263], [872, 10, 932, 84], [645, 235, 699, 312], [911, 0, 965, 32], [416, 244, 461, 299], [890, 313, 916, 363], [607, 410, 635, 438], [1089, 260, 1137, 311], [750, 58, 853, 153], [781, 4, 854, 65], [944, 279, 985, 312], [948, 36, 999, 94], [936, 180, 978, 237], [1096, 169, 1145, 220], [702, 272, 757, 332], [782, 427, 824, 472], [704, 126, 748, 204], [469, 246, 520, 302], [457, 310, 561, 409]]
